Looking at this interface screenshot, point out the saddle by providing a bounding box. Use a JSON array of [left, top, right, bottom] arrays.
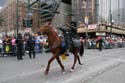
[[60, 38, 81, 49], [72, 39, 81, 48], [60, 38, 81, 56]]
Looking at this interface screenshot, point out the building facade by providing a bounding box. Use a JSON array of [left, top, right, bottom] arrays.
[[0, 0, 27, 35], [72, 0, 98, 24], [0, 0, 72, 35], [27, 0, 72, 32], [98, 0, 125, 28]]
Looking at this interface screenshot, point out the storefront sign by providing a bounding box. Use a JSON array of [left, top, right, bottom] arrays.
[[96, 32, 106, 36], [88, 24, 97, 29]]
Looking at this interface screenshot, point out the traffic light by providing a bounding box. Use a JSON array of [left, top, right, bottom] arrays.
[[23, 19, 33, 27], [23, 19, 27, 27], [28, 19, 33, 27]]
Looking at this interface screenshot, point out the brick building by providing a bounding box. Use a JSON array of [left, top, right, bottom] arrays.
[[0, 0, 27, 35], [0, 0, 72, 35]]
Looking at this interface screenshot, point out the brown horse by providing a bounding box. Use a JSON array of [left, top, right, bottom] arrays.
[[39, 22, 83, 75]]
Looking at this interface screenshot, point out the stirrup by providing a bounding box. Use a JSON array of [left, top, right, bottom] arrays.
[[65, 53, 69, 56], [64, 52, 69, 56]]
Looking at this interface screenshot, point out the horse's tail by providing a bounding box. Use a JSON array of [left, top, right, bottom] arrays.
[[79, 42, 84, 56]]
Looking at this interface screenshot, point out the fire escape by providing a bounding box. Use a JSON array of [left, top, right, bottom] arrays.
[[29, 0, 61, 23]]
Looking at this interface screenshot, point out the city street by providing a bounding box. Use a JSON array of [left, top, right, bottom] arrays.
[[0, 0, 125, 83], [0, 48, 125, 83]]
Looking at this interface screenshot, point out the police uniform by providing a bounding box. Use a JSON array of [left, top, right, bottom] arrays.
[[59, 21, 77, 50]]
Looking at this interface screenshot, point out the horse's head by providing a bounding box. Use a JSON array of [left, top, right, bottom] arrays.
[[39, 22, 51, 35], [38, 22, 60, 46]]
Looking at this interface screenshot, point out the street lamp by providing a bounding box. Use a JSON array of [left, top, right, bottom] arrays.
[[118, 0, 120, 26], [109, 0, 113, 37], [84, 16, 89, 37], [27, 0, 31, 28], [110, 19, 114, 37], [82, 0, 89, 48]]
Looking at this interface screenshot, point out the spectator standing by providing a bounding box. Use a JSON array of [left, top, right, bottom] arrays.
[[11, 36, 16, 56], [27, 35, 36, 59], [3, 36, 11, 56], [38, 36, 43, 53], [34, 35, 39, 53], [16, 33, 24, 60], [97, 37, 104, 51]]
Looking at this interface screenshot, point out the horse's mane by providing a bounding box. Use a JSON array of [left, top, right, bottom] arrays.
[[46, 25, 61, 50], [50, 26, 59, 39]]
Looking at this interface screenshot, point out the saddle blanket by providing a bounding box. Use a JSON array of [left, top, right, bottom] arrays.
[[73, 39, 81, 48]]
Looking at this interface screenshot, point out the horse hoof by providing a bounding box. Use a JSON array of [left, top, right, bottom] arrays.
[[62, 71, 65, 74], [70, 69, 74, 72], [79, 63, 83, 65], [44, 71, 48, 75]]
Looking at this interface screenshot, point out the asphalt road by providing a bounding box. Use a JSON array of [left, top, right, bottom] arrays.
[[0, 48, 125, 83]]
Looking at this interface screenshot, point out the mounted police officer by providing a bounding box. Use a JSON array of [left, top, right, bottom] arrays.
[[69, 21, 78, 38], [59, 21, 78, 54]]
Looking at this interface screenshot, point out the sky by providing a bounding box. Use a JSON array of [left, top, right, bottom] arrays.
[[0, 0, 6, 6], [0, 0, 6, 10]]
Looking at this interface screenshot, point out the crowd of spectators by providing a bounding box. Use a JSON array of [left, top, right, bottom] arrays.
[[86, 36, 125, 49], [0, 32, 124, 58], [0, 33, 49, 58]]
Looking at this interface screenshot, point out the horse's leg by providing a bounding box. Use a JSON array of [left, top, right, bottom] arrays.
[[56, 56, 65, 73], [80, 42, 84, 57], [44, 55, 56, 75], [70, 51, 77, 71], [77, 52, 83, 65], [70, 50, 83, 72]]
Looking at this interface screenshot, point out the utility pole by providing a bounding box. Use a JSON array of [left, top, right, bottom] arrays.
[[27, 0, 30, 28], [16, 0, 19, 37], [77, 0, 80, 22], [109, 0, 112, 37], [37, 0, 40, 29], [118, 0, 120, 26], [26, 0, 33, 34], [83, 0, 89, 48], [100, 0, 102, 23]]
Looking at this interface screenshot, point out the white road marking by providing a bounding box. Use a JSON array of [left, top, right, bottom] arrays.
[[62, 59, 125, 83], [0, 56, 125, 83]]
